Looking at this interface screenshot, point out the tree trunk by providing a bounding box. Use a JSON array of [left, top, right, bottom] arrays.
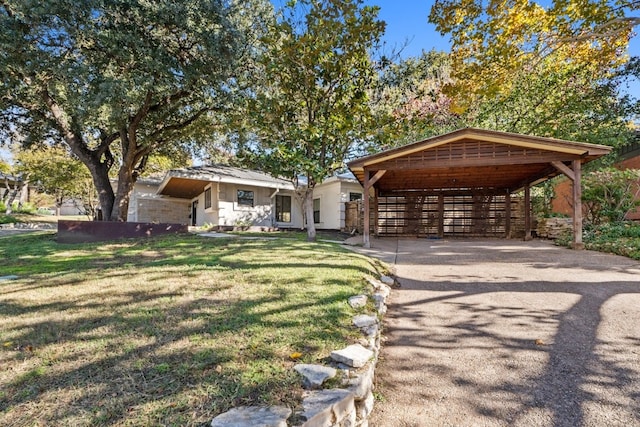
[[86, 162, 115, 221], [303, 185, 316, 241], [110, 166, 136, 222]]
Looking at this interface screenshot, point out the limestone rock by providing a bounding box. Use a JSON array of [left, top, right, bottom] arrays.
[[380, 275, 394, 286], [211, 406, 291, 427], [348, 363, 375, 400], [347, 295, 368, 309], [352, 314, 377, 329], [294, 364, 337, 389], [331, 344, 373, 368], [372, 294, 386, 314], [300, 389, 354, 427]]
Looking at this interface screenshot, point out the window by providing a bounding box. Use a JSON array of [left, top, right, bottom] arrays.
[[237, 190, 254, 207], [313, 198, 320, 223], [204, 187, 212, 209], [349, 192, 362, 201], [275, 195, 291, 222]]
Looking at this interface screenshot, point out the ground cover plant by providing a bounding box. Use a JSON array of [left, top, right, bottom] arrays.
[[557, 221, 640, 260], [0, 232, 380, 426]]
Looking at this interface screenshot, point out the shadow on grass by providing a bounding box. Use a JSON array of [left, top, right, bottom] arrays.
[[0, 232, 377, 426]]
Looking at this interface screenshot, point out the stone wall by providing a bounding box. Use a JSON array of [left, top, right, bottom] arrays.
[[135, 197, 190, 225], [210, 274, 394, 427]]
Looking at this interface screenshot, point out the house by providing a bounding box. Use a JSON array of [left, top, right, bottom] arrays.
[[311, 174, 364, 230], [130, 165, 364, 230], [551, 137, 640, 221]]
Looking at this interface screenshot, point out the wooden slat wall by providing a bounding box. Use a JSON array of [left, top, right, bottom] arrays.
[[375, 192, 528, 237]]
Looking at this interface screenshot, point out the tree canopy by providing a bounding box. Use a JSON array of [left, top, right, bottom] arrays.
[[427, 0, 637, 144], [238, 0, 385, 240], [0, 0, 272, 221]]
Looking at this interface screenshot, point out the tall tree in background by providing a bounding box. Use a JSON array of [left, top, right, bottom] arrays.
[[239, 0, 385, 241], [429, 0, 637, 145], [370, 50, 461, 149], [0, 0, 272, 221], [14, 146, 97, 216]]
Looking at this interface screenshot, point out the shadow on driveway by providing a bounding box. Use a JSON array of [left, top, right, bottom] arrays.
[[354, 239, 640, 427]]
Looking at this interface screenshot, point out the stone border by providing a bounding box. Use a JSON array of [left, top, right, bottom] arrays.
[[210, 274, 394, 427]]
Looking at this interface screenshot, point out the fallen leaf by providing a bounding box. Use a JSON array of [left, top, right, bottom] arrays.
[[215, 365, 222, 373], [289, 352, 303, 360], [3, 341, 13, 347], [535, 339, 545, 346]]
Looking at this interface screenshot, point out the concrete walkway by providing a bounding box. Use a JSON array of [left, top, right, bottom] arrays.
[[353, 238, 640, 427]]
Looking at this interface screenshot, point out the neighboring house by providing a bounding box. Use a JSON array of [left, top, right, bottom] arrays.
[[552, 137, 640, 220], [1, 172, 29, 209], [134, 165, 365, 230]]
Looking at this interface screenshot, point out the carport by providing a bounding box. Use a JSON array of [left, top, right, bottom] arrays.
[[347, 128, 612, 249]]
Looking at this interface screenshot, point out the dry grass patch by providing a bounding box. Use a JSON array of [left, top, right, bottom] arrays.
[[0, 232, 380, 426]]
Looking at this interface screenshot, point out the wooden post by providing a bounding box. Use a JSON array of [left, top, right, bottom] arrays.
[[504, 191, 511, 239], [524, 184, 532, 241], [363, 169, 371, 248], [437, 193, 444, 238], [572, 159, 584, 250], [373, 187, 379, 237]]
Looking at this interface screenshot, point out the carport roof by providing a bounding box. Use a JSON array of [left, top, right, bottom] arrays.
[[348, 128, 612, 193]]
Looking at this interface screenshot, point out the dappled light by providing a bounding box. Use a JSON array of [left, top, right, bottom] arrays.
[[0, 232, 378, 425]]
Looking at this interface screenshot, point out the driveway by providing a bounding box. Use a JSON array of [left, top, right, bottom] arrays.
[[355, 238, 640, 427]]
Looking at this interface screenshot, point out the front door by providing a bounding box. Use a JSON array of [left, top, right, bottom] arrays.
[[191, 200, 198, 226]]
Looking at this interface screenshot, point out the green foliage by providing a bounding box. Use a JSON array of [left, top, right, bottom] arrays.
[[428, 0, 636, 144], [14, 146, 97, 215], [238, 0, 384, 240], [0, 0, 272, 221], [370, 50, 462, 149], [558, 222, 640, 260], [582, 167, 640, 224]]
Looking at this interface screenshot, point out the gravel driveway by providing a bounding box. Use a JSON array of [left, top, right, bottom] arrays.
[[355, 238, 640, 427]]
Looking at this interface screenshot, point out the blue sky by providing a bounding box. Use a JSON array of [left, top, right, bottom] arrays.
[[365, 0, 640, 97], [365, 0, 640, 59]]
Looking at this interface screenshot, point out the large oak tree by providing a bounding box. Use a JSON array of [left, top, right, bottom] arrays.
[[0, 0, 271, 221]]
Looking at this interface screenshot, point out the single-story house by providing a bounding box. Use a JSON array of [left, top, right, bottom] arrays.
[[129, 165, 364, 230]]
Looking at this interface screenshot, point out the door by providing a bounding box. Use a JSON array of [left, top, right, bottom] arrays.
[[191, 200, 198, 226]]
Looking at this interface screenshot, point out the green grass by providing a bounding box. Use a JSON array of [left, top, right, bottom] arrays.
[[0, 232, 383, 426]]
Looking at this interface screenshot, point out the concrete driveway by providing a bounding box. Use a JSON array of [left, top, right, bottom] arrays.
[[354, 238, 640, 427]]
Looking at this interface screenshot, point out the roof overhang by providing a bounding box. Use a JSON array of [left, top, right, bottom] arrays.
[[157, 168, 295, 199], [348, 128, 612, 193]]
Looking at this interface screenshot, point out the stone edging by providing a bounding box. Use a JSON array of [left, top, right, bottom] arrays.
[[210, 274, 394, 427]]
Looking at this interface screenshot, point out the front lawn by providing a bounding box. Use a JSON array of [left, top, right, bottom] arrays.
[[0, 232, 380, 426]]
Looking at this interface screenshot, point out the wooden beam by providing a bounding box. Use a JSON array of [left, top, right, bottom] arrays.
[[551, 161, 575, 181], [524, 184, 532, 241], [572, 159, 584, 250], [368, 170, 386, 187]]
